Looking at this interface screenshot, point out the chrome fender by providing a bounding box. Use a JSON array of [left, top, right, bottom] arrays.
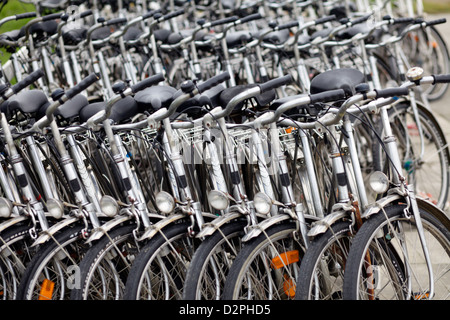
[[196, 212, 244, 238], [0, 215, 28, 233], [138, 213, 187, 241], [361, 194, 402, 219], [86, 215, 133, 243], [32, 216, 80, 246], [307, 210, 351, 237], [242, 214, 292, 242]]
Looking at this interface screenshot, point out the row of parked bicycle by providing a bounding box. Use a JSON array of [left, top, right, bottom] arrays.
[[0, 0, 448, 300]]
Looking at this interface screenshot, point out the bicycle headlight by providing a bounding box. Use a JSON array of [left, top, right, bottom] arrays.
[[155, 191, 175, 215], [253, 192, 272, 215], [208, 190, 229, 211], [0, 197, 12, 218], [100, 195, 119, 217], [46, 198, 64, 219], [368, 171, 389, 194]]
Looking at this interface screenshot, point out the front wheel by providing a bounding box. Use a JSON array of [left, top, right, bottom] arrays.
[[222, 222, 303, 300], [343, 204, 450, 300], [295, 221, 353, 300]]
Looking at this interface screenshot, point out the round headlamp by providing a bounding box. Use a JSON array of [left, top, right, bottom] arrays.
[[100, 195, 119, 217], [155, 191, 175, 214], [208, 190, 229, 211], [46, 198, 64, 219], [253, 192, 272, 215], [0, 197, 13, 218], [368, 171, 389, 194]]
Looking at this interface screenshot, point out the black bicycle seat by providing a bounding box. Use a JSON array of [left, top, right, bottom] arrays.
[[79, 96, 138, 123], [310, 68, 365, 96], [2, 90, 50, 119], [134, 85, 177, 113]]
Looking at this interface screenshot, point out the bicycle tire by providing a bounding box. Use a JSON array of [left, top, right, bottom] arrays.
[[295, 220, 352, 300], [16, 223, 87, 300], [183, 219, 247, 300], [222, 221, 302, 300], [0, 222, 35, 300], [343, 203, 450, 300], [70, 222, 138, 300], [123, 220, 195, 300], [373, 100, 449, 209]]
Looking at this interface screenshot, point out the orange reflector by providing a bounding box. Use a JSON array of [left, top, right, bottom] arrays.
[[283, 274, 296, 298], [414, 292, 430, 300], [271, 250, 299, 269], [39, 279, 55, 300]]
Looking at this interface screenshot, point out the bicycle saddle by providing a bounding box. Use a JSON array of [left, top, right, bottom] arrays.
[[310, 68, 365, 96], [259, 29, 290, 45], [123, 27, 144, 42], [154, 29, 172, 43], [219, 83, 276, 113], [1, 89, 50, 119], [79, 96, 138, 124], [0, 29, 25, 42], [37, 94, 89, 123], [226, 31, 254, 48], [62, 28, 88, 45], [134, 85, 177, 113], [335, 22, 371, 40]]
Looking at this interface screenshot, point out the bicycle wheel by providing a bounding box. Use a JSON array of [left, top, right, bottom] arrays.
[[295, 221, 352, 300], [222, 222, 303, 300], [124, 220, 196, 300], [0, 222, 36, 300], [374, 100, 450, 209], [70, 222, 138, 300], [403, 26, 450, 101], [343, 203, 450, 300], [16, 223, 87, 300], [183, 219, 247, 300]]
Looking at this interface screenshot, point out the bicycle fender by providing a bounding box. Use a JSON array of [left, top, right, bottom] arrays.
[[361, 194, 402, 220], [32, 216, 80, 246], [86, 215, 133, 243], [242, 214, 291, 242], [138, 213, 187, 241], [0, 215, 28, 233], [196, 212, 244, 238], [307, 210, 351, 237]]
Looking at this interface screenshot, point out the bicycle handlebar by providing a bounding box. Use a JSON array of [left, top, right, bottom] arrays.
[[66, 73, 101, 99], [11, 69, 45, 94], [15, 12, 37, 20], [258, 74, 293, 94], [131, 73, 165, 93]]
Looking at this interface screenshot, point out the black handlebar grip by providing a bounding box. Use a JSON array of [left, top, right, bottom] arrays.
[[162, 8, 186, 21], [276, 21, 299, 31], [258, 74, 294, 94], [374, 87, 409, 99], [309, 89, 346, 104], [65, 73, 100, 99], [15, 12, 36, 20], [106, 17, 127, 26], [350, 14, 372, 26], [393, 17, 414, 25], [131, 73, 165, 93], [426, 18, 447, 27], [143, 9, 161, 20], [79, 10, 93, 19], [196, 71, 230, 94], [432, 74, 450, 84], [238, 13, 262, 24], [315, 15, 336, 25], [11, 69, 45, 94], [210, 15, 239, 27], [42, 12, 63, 22]]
